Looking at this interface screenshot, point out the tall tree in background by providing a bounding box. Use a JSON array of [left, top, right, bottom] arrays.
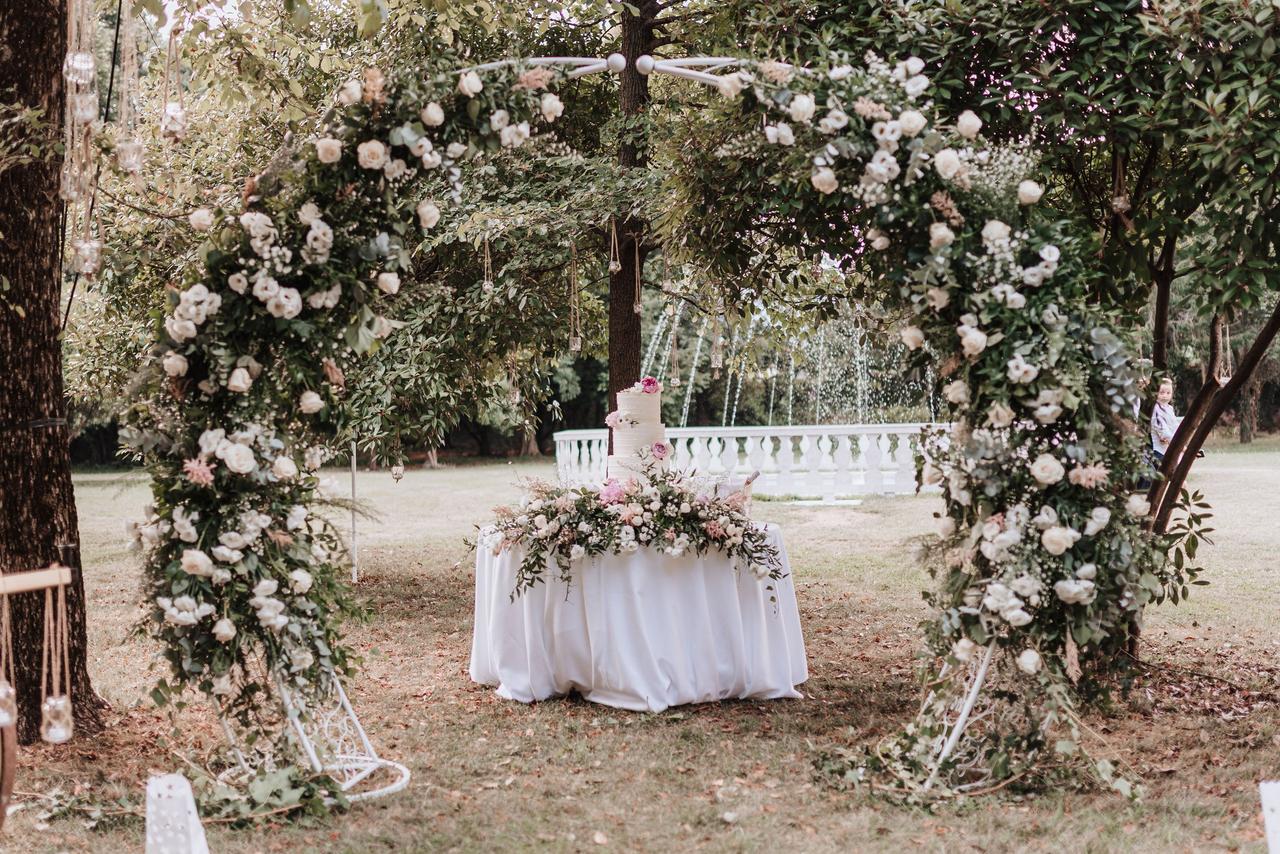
[[0, 1, 103, 742]]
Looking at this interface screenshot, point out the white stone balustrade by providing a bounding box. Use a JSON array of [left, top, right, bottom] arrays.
[[554, 423, 945, 500]]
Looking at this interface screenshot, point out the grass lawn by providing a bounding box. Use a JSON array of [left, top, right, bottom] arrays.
[[5, 444, 1278, 852]]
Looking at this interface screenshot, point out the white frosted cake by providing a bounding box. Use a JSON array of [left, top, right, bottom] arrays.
[[606, 377, 670, 480]]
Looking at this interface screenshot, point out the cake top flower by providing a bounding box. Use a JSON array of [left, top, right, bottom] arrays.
[[632, 376, 661, 394]]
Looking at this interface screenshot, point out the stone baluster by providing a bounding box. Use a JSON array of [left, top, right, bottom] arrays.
[[894, 430, 918, 495], [719, 434, 739, 477], [777, 434, 796, 494], [747, 436, 768, 485], [864, 431, 885, 493], [833, 434, 855, 497], [803, 434, 824, 497]]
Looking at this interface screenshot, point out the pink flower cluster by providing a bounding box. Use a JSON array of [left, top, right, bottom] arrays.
[[183, 457, 215, 486], [605, 410, 621, 428], [651, 441, 669, 460], [635, 376, 661, 394], [703, 520, 726, 540], [598, 479, 627, 505]]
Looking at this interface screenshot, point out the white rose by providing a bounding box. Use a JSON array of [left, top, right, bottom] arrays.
[[764, 122, 795, 146], [222, 443, 256, 474], [314, 138, 342, 164], [1016, 649, 1042, 675], [227, 367, 252, 393], [212, 618, 237, 643], [445, 142, 467, 160], [227, 272, 248, 294], [921, 462, 944, 486], [1126, 494, 1151, 516], [290, 569, 313, 594], [867, 228, 889, 251], [540, 92, 564, 122], [253, 579, 279, 598], [925, 287, 950, 310], [252, 273, 279, 302], [987, 402, 1015, 428], [267, 288, 302, 319], [904, 74, 929, 98], [1076, 563, 1098, 581], [457, 70, 484, 97], [929, 222, 955, 249], [336, 79, 362, 106], [934, 148, 961, 180], [489, 108, 510, 131], [219, 531, 248, 549], [1029, 453, 1065, 486], [958, 324, 988, 358], [898, 109, 927, 136], [955, 110, 982, 139], [1006, 354, 1040, 384], [788, 93, 816, 123], [943, 380, 969, 405], [377, 271, 400, 295], [1084, 506, 1112, 536], [810, 167, 838, 194], [272, 456, 299, 480], [1005, 609, 1033, 627], [817, 109, 849, 134], [211, 545, 243, 564], [189, 207, 214, 231], [299, 391, 324, 414], [1041, 525, 1079, 556], [356, 139, 388, 170], [1018, 180, 1044, 205], [165, 317, 197, 343], [981, 219, 1011, 245], [181, 549, 214, 578], [952, 638, 977, 663], [899, 325, 925, 350], [162, 351, 188, 377], [421, 101, 445, 126], [1054, 577, 1096, 605], [416, 200, 441, 230]]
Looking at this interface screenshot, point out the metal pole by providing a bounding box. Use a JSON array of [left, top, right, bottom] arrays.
[[350, 439, 358, 584]]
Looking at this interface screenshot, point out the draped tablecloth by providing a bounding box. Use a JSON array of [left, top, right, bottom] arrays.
[[469, 524, 808, 712]]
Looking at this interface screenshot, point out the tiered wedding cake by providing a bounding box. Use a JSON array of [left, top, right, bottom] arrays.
[[606, 377, 670, 480]]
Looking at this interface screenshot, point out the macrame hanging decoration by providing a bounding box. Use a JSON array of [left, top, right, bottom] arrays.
[[61, 0, 101, 279], [159, 26, 187, 142], [666, 306, 681, 388], [39, 582, 74, 744], [114, 9, 144, 179], [710, 312, 725, 379], [481, 235, 495, 295], [608, 220, 622, 274], [568, 242, 583, 353]]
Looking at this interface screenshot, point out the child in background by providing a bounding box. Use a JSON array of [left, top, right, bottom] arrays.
[[1150, 377, 1180, 465]]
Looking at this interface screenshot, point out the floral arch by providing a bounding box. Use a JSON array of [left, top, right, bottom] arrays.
[[123, 49, 1195, 799]]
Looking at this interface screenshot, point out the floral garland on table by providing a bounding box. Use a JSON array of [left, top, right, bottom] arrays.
[[120, 62, 573, 737], [689, 54, 1207, 797], [485, 464, 782, 598]]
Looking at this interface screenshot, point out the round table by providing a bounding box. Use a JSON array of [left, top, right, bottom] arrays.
[[469, 523, 808, 712]]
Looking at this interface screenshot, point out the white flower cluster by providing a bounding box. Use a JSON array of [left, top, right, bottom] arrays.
[[156, 595, 215, 627], [165, 283, 222, 344], [248, 579, 288, 632]]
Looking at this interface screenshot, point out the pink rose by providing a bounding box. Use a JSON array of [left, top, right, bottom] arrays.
[[605, 411, 621, 428], [651, 442, 669, 460], [640, 376, 661, 394], [703, 520, 726, 539], [598, 479, 626, 505]]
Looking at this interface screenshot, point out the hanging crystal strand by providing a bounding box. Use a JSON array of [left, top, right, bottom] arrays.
[[607, 219, 621, 274], [729, 315, 755, 427], [786, 350, 797, 426], [720, 325, 735, 426], [655, 302, 682, 382], [766, 352, 780, 427], [160, 26, 188, 142], [632, 239, 643, 315], [40, 584, 74, 744], [61, 0, 98, 259], [812, 327, 827, 424], [681, 317, 708, 428], [709, 308, 725, 379], [567, 242, 582, 353], [641, 311, 668, 377], [0, 594, 15, 726], [664, 301, 683, 388], [481, 235, 495, 295], [115, 9, 144, 180]]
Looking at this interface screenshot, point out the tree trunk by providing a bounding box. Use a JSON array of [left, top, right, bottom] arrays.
[[1150, 262, 1174, 372], [0, 0, 105, 744], [1240, 371, 1259, 443], [607, 2, 660, 419]]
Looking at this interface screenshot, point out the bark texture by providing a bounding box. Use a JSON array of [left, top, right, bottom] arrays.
[[606, 2, 660, 416], [0, 0, 104, 744]]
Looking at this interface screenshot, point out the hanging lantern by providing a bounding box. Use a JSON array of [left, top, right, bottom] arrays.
[[160, 102, 187, 141], [390, 464, 405, 482], [62, 51, 96, 86], [59, 166, 81, 201], [40, 696, 74, 744], [569, 335, 582, 353], [71, 91, 98, 125], [116, 138, 144, 173], [72, 238, 102, 277]]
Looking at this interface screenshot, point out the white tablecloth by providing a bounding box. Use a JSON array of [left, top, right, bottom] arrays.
[[469, 524, 808, 712]]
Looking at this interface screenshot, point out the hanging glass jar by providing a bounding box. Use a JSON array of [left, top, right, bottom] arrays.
[[40, 695, 74, 744], [71, 91, 98, 125], [73, 238, 102, 277], [390, 464, 405, 482], [62, 51, 96, 86], [160, 102, 187, 141], [116, 138, 144, 173]]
